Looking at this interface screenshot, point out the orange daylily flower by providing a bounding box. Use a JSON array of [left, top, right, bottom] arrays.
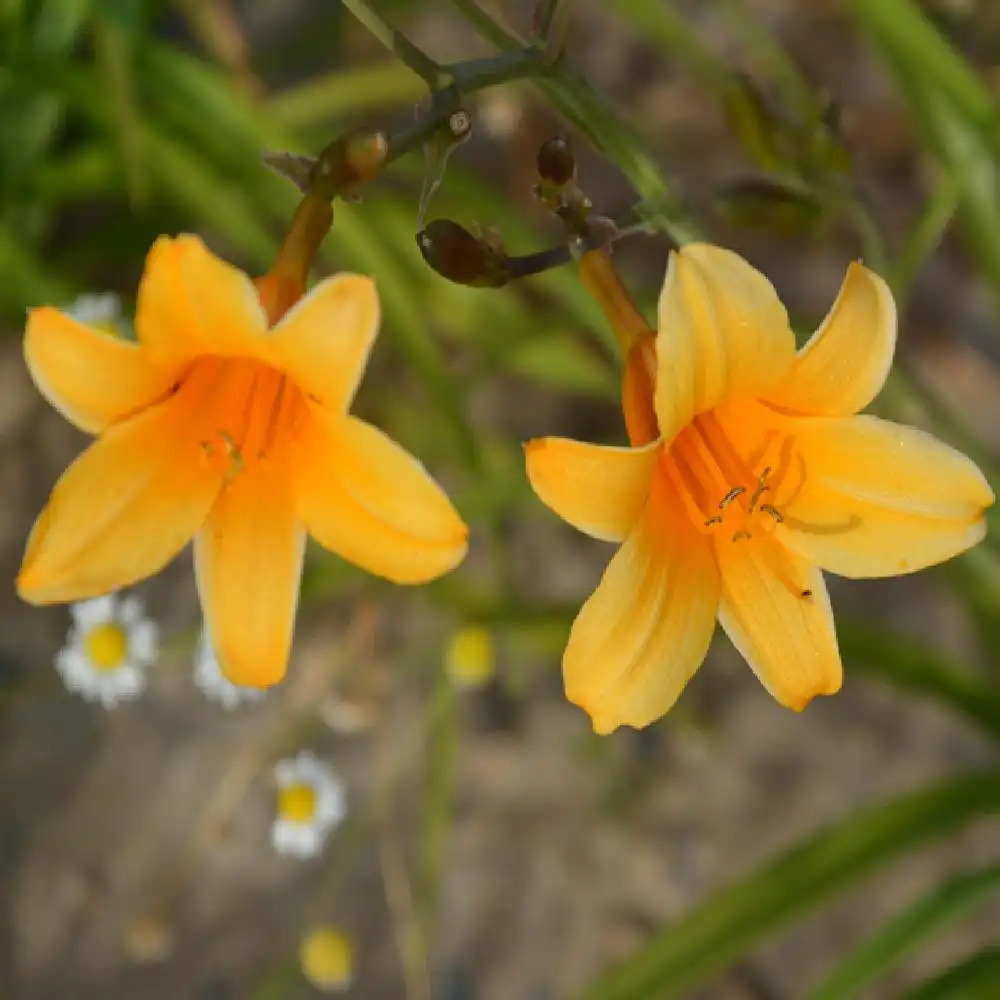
[[18, 235, 468, 686], [526, 244, 994, 734]]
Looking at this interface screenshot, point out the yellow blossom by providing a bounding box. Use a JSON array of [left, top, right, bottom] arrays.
[[300, 925, 353, 993], [18, 235, 468, 686], [445, 624, 496, 688], [526, 244, 994, 734]]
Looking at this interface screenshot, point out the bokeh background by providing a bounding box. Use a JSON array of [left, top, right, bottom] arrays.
[[3, 1, 1000, 998]]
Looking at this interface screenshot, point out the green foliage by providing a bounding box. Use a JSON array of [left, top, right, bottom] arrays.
[[573, 774, 1000, 1000], [808, 865, 1000, 1000], [4, 2, 1000, 998]]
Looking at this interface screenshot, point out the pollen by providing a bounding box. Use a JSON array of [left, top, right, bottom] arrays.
[[279, 782, 318, 824], [83, 622, 129, 672]]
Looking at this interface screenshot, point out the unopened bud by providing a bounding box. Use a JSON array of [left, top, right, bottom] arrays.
[[310, 127, 388, 198], [416, 220, 510, 288], [537, 136, 576, 186]]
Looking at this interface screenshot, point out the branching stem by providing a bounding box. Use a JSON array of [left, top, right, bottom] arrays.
[[341, 0, 449, 88]]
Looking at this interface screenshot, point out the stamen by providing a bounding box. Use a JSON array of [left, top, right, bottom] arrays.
[[800, 589, 813, 599], [218, 430, 245, 483], [748, 465, 772, 511], [704, 515, 724, 527], [760, 503, 783, 523], [719, 486, 746, 509], [732, 530, 752, 542]]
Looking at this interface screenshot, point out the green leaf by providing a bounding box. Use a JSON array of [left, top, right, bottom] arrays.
[[848, 0, 1000, 316], [265, 61, 423, 129], [900, 949, 1000, 1000], [808, 864, 1000, 1000], [572, 772, 1000, 1000]]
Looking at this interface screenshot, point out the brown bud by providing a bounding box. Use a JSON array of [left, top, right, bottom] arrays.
[[310, 127, 387, 198], [416, 220, 510, 288], [537, 136, 576, 186]]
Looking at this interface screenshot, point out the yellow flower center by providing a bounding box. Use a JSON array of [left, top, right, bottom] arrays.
[[84, 622, 129, 672], [279, 782, 318, 824]]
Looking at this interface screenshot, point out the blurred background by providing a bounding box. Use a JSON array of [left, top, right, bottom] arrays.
[[3, 1, 1000, 998]]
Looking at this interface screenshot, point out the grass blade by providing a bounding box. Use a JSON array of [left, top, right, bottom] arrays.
[[573, 772, 1000, 1000], [808, 864, 1000, 999]]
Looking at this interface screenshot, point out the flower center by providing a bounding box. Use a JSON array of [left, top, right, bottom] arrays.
[[279, 782, 318, 824], [667, 411, 799, 545], [187, 357, 308, 481], [84, 623, 129, 672]]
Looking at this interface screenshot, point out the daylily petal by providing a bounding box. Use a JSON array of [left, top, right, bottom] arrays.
[[135, 234, 267, 376], [267, 274, 379, 411], [293, 406, 467, 583], [654, 243, 796, 446], [779, 414, 994, 578], [24, 307, 176, 434], [622, 334, 660, 446], [524, 436, 660, 542], [563, 469, 720, 733], [18, 369, 225, 603], [716, 538, 841, 710], [766, 262, 896, 416], [194, 457, 304, 688]]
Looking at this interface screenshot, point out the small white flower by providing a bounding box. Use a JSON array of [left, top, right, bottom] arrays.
[[55, 594, 158, 709], [272, 752, 346, 860], [66, 292, 126, 335], [193, 629, 266, 710]]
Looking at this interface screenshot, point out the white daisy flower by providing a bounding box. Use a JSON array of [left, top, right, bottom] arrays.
[[272, 752, 346, 859], [193, 629, 266, 710], [55, 594, 158, 708], [66, 292, 127, 336]]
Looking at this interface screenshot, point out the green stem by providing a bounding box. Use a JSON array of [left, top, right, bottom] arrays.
[[383, 48, 548, 167], [341, 0, 450, 88], [449, 0, 697, 242]]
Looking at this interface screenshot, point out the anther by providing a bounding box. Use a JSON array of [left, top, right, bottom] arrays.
[[760, 503, 783, 523], [732, 530, 752, 542], [800, 589, 813, 599], [704, 515, 724, 527], [217, 430, 245, 483], [719, 486, 746, 509]]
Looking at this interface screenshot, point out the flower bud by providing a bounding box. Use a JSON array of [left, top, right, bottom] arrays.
[[537, 136, 576, 187], [310, 127, 388, 198], [416, 220, 510, 288]]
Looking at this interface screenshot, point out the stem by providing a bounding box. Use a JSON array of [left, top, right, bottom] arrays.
[[506, 243, 572, 279], [448, 0, 698, 243], [449, 0, 523, 47], [342, 0, 450, 89], [383, 48, 548, 167], [578, 250, 651, 355], [536, 0, 563, 39]]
